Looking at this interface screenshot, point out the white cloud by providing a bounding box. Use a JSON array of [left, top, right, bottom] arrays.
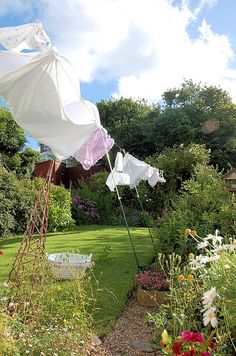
[[1, 0, 236, 102], [193, 0, 218, 16]]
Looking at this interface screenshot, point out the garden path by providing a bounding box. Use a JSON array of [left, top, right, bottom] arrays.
[[93, 292, 162, 355]]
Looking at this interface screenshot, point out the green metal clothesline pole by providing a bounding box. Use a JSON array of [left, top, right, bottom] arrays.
[[122, 149, 157, 253], [117, 195, 141, 270], [104, 151, 141, 270], [134, 187, 157, 253]]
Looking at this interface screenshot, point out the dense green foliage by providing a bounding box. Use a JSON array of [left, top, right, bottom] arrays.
[[205, 251, 236, 338], [162, 80, 236, 169], [3, 148, 41, 178], [72, 174, 116, 225], [98, 81, 236, 169], [145, 144, 210, 216], [0, 108, 25, 155], [48, 184, 75, 231], [0, 170, 74, 237], [157, 164, 236, 256], [0, 107, 40, 178], [97, 97, 160, 158], [0, 166, 36, 237]]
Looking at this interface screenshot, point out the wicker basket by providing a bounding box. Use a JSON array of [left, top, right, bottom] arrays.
[[46, 253, 92, 280]]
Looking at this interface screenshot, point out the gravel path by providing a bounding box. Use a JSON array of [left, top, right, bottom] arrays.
[[92, 293, 162, 355]]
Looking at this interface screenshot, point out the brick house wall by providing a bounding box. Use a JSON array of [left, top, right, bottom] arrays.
[[34, 160, 103, 187]]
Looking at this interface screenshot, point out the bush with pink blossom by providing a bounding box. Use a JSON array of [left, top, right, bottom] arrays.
[[136, 270, 169, 291]]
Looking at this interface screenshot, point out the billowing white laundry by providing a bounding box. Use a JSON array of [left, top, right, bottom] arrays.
[[106, 171, 131, 192], [0, 23, 114, 164], [114, 152, 124, 172], [106, 152, 166, 191], [0, 22, 51, 52]]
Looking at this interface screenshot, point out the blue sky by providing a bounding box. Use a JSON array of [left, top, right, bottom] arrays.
[[1, 0, 236, 150]]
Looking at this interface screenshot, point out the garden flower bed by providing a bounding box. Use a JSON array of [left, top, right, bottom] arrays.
[[148, 229, 236, 355], [136, 270, 169, 307]]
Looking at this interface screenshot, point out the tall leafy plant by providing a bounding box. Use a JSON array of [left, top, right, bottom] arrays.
[[158, 164, 236, 256]]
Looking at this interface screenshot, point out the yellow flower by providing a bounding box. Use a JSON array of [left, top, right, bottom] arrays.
[[178, 274, 184, 283], [190, 230, 197, 237], [177, 336, 182, 343], [187, 274, 194, 282], [161, 329, 169, 345], [165, 345, 171, 352], [188, 253, 195, 260], [184, 228, 192, 237]]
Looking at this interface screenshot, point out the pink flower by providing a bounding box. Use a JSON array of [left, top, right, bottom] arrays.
[[136, 270, 169, 290], [173, 342, 182, 355], [181, 331, 205, 344]]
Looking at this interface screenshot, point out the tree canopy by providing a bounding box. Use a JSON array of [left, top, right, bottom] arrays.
[[0, 107, 25, 155], [98, 81, 236, 170], [0, 107, 40, 177]]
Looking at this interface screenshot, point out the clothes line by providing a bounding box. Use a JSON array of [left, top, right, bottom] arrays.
[[106, 152, 166, 191]]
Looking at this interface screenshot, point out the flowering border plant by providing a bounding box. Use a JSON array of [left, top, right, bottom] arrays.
[[147, 230, 236, 355], [160, 329, 217, 355], [136, 270, 169, 291]]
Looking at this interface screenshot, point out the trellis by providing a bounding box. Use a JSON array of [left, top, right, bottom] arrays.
[[8, 161, 54, 300]]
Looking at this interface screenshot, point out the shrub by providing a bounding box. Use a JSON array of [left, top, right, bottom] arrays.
[[0, 166, 36, 238], [72, 175, 115, 225], [136, 270, 169, 291], [144, 144, 211, 218], [0, 169, 75, 237], [48, 184, 75, 231], [72, 196, 100, 225], [158, 164, 236, 256], [204, 251, 236, 338]]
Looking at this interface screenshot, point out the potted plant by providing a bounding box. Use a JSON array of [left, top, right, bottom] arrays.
[[136, 270, 169, 307]]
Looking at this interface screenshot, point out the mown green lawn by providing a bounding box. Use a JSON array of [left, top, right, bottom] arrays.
[[0, 225, 155, 335]]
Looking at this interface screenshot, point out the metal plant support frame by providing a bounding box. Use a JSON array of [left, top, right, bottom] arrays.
[[8, 160, 54, 291]]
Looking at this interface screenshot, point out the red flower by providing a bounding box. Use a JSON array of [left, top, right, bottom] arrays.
[[173, 342, 182, 355], [0, 251, 3, 256], [183, 350, 196, 356], [208, 341, 217, 351], [181, 330, 205, 344]]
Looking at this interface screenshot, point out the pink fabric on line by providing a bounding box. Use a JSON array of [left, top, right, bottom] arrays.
[[73, 128, 114, 170]]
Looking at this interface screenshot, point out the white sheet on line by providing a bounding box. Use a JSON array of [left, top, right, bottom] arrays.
[[106, 152, 166, 191], [0, 23, 112, 163]]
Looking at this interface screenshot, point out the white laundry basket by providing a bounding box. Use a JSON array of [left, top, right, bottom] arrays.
[[46, 253, 92, 280]]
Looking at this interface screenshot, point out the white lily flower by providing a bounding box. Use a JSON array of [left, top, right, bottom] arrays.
[[197, 240, 209, 249], [202, 287, 217, 310], [212, 245, 228, 253], [205, 230, 223, 246], [203, 307, 218, 327], [207, 254, 220, 263], [196, 255, 208, 263], [228, 243, 236, 251], [189, 254, 208, 270]]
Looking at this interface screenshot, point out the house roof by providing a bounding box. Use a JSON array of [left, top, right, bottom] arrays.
[[222, 168, 236, 180]]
